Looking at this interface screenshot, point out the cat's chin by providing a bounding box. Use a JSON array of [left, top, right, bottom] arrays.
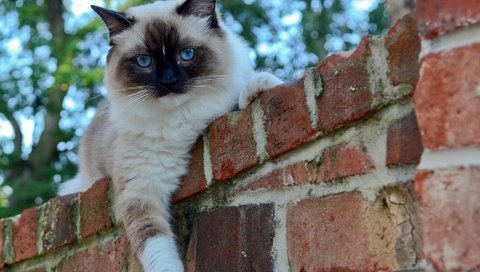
[[162, 92, 182, 99], [156, 92, 191, 108]]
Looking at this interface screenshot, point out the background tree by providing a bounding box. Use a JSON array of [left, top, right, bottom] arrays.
[[0, 0, 105, 216], [0, 0, 388, 217]]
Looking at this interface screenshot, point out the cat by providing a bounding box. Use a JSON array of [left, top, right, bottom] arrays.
[[385, 0, 415, 25], [58, 0, 282, 271]]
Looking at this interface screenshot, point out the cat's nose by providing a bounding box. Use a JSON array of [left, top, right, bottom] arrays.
[[160, 67, 178, 85]]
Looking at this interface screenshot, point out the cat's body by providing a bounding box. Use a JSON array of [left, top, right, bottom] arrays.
[[59, 0, 281, 271]]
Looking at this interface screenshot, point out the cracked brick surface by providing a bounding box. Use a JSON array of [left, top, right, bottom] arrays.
[[287, 191, 418, 271], [383, 185, 420, 267]]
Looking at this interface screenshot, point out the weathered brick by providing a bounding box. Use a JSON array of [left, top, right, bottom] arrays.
[[80, 178, 112, 239], [382, 183, 420, 267], [416, 0, 480, 39], [0, 220, 4, 268], [415, 43, 480, 150], [309, 143, 374, 183], [260, 81, 317, 159], [39, 195, 75, 253], [287, 192, 406, 271], [13, 207, 36, 263], [385, 13, 420, 87], [415, 167, 480, 271], [386, 112, 424, 166], [186, 204, 275, 271], [58, 235, 130, 271], [316, 37, 374, 132], [173, 138, 207, 202], [209, 107, 257, 181], [243, 163, 308, 191]]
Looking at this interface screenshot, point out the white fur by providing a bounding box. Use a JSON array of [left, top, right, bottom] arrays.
[[60, 1, 282, 271], [58, 173, 91, 195], [239, 71, 284, 109], [141, 236, 184, 272]]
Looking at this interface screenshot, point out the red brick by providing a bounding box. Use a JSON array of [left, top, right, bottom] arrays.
[[40, 195, 75, 253], [80, 178, 112, 239], [309, 144, 374, 183], [416, 0, 480, 39], [209, 107, 257, 181], [0, 220, 4, 268], [287, 192, 401, 271], [173, 138, 207, 202], [13, 207, 37, 262], [243, 163, 308, 191], [385, 13, 420, 87], [415, 167, 480, 271], [58, 235, 130, 271], [415, 43, 480, 150], [386, 112, 424, 166], [316, 37, 374, 132], [260, 81, 317, 159], [186, 204, 275, 271]]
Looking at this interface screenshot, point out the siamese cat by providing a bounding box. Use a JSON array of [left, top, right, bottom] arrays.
[[58, 0, 282, 271]]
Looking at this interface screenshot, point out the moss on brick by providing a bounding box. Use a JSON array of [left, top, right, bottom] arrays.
[[4, 219, 14, 264]]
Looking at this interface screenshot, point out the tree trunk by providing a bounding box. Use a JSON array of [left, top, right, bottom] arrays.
[[8, 0, 69, 211], [29, 0, 68, 176]]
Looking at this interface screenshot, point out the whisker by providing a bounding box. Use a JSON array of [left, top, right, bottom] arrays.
[[193, 74, 231, 80], [119, 91, 151, 112], [109, 86, 151, 93], [190, 75, 232, 85], [87, 89, 151, 118], [85, 93, 105, 103], [108, 90, 149, 106], [86, 86, 150, 106], [187, 84, 222, 95]]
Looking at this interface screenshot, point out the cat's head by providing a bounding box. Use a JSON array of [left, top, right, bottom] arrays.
[[93, 0, 233, 108]]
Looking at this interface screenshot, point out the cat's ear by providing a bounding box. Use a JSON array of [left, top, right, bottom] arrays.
[[177, 0, 219, 28], [91, 5, 135, 38], [177, 0, 216, 17]]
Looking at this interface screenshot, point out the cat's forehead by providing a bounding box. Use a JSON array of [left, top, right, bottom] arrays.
[[126, 0, 180, 19], [116, 1, 214, 52]]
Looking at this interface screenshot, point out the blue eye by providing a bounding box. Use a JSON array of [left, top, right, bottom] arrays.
[[179, 48, 195, 61], [136, 55, 152, 67]]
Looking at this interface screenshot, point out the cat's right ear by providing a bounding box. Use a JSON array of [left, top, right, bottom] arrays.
[[91, 5, 135, 39]]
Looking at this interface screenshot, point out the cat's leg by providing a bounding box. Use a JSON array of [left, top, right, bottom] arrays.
[[238, 71, 283, 109], [116, 179, 184, 272], [58, 172, 92, 195]]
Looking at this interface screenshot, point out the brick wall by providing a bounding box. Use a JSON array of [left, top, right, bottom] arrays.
[[414, 1, 480, 271], [1, 1, 479, 271]]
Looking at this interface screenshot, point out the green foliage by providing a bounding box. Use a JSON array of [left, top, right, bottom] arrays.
[[0, 0, 388, 218], [368, 0, 390, 35]]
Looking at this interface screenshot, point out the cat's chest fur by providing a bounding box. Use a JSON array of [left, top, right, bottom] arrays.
[[107, 102, 215, 183]]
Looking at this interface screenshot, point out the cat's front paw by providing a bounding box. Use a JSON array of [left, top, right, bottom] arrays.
[[239, 72, 283, 109], [140, 236, 184, 272]]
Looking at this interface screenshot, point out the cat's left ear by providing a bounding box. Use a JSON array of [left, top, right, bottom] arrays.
[[177, 0, 219, 28], [91, 5, 135, 39]]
